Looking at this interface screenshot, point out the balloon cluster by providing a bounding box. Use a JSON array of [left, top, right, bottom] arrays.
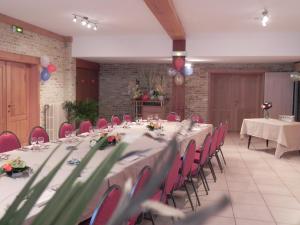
[[168, 57, 194, 86], [40, 56, 57, 81]]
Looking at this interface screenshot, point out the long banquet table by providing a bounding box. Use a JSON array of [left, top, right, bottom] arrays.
[[0, 121, 213, 224]]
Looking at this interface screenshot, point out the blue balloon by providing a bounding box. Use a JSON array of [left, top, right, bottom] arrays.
[[184, 65, 193, 76], [41, 67, 50, 81]]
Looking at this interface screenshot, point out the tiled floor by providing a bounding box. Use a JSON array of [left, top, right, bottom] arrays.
[[143, 133, 300, 225]]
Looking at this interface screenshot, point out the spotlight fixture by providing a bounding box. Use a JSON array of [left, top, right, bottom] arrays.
[[72, 14, 98, 31], [261, 9, 270, 27]]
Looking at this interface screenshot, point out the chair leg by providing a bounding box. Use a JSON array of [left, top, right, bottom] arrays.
[[189, 176, 201, 207], [266, 139, 269, 147], [215, 153, 223, 172], [219, 149, 227, 165], [183, 181, 194, 211], [248, 135, 252, 149], [208, 160, 217, 182], [199, 169, 208, 195], [170, 191, 177, 208], [202, 169, 210, 191], [148, 211, 155, 225]]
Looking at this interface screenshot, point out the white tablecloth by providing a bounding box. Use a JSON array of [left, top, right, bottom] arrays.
[[240, 118, 300, 158], [0, 121, 212, 224]]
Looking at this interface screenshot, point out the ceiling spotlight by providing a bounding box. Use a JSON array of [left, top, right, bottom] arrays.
[[93, 25, 98, 31], [261, 9, 270, 27], [87, 23, 92, 29], [81, 19, 87, 26], [72, 16, 77, 23]]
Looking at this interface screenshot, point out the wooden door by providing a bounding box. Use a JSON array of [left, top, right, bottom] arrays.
[[76, 68, 99, 102], [210, 73, 263, 131], [6, 62, 30, 144], [0, 61, 6, 132]]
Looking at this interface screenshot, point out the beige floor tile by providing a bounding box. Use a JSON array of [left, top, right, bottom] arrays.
[[263, 194, 300, 209], [201, 216, 236, 225], [227, 180, 259, 193], [232, 204, 274, 222], [230, 191, 265, 205], [257, 184, 292, 196], [269, 207, 300, 224], [236, 218, 276, 225], [200, 200, 234, 218]]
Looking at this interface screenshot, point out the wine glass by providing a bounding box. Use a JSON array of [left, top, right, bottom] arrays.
[[65, 130, 71, 138], [31, 137, 37, 149], [175, 115, 181, 122], [38, 137, 44, 148], [89, 127, 94, 136]]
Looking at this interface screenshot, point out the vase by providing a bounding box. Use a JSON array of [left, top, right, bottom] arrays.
[[263, 110, 270, 119], [158, 95, 164, 101]]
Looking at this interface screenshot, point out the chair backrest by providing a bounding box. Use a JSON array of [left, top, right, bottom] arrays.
[[0, 131, 21, 153], [164, 153, 181, 195], [123, 114, 132, 122], [191, 114, 204, 123], [199, 134, 212, 166], [209, 128, 219, 156], [111, 115, 121, 126], [166, 112, 178, 122], [79, 120, 93, 134], [58, 122, 74, 138], [127, 166, 152, 225], [216, 123, 224, 148], [28, 126, 50, 144], [89, 185, 122, 225], [96, 118, 108, 129], [181, 139, 196, 177]]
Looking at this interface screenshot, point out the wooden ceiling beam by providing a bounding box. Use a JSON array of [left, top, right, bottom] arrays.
[[144, 0, 185, 40]]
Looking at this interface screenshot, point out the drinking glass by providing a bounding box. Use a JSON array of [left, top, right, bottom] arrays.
[[31, 137, 37, 146], [89, 127, 94, 136], [65, 130, 71, 138], [175, 115, 181, 122], [38, 137, 44, 148]]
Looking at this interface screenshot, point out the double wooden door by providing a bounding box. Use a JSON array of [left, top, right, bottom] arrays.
[[0, 61, 31, 144], [210, 73, 263, 131]]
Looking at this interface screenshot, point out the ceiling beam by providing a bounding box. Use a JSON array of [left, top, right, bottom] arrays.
[[144, 0, 185, 40], [0, 13, 72, 42]]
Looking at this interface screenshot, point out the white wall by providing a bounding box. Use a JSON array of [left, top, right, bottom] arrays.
[[264, 72, 294, 119]]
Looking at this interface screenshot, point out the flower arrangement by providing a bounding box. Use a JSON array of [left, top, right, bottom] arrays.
[[0, 157, 31, 177], [147, 122, 161, 131], [97, 133, 122, 150], [261, 101, 272, 119]]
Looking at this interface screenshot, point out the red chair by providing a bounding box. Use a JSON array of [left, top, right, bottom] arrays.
[[0, 131, 21, 153], [208, 127, 223, 177], [58, 122, 74, 138], [166, 112, 179, 122], [174, 139, 200, 211], [79, 120, 93, 134], [193, 134, 212, 195], [28, 126, 49, 144], [215, 123, 226, 165], [111, 115, 122, 126], [96, 118, 108, 129], [191, 114, 204, 123], [123, 114, 132, 123], [128, 166, 161, 225], [164, 153, 181, 207], [89, 185, 122, 225]]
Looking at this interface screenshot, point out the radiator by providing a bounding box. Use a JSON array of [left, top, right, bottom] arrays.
[[44, 103, 66, 140]]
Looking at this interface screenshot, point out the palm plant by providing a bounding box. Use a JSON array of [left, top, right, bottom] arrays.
[[0, 123, 229, 225]]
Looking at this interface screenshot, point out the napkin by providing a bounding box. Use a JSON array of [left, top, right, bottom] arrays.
[[35, 189, 56, 207], [77, 132, 89, 137]]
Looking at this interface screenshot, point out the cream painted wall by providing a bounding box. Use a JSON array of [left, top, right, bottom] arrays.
[[264, 72, 294, 119]]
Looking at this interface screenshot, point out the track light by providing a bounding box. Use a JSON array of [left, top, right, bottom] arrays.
[[261, 9, 270, 27], [72, 14, 98, 31]]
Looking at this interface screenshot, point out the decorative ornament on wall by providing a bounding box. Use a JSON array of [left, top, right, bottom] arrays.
[[174, 74, 184, 86]]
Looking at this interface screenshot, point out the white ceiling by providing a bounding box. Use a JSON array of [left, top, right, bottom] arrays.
[[1, 0, 300, 63]]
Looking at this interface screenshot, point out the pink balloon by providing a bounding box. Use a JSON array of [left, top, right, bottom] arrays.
[[47, 64, 57, 73]]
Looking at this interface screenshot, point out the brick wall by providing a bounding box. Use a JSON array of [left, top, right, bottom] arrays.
[[0, 22, 76, 125], [100, 63, 294, 121]]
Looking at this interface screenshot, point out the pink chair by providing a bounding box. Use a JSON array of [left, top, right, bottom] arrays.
[[174, 139, 200, 211], [0, 131, 21, 153], [128, 166, 161, 225], [166, 112, 179, 122], [216, 123, 227, 165], [79, 120, 93, 134], [191, 114, 204, 123], [58, 122, 74, 138], [89, 185, 122, 225], [111, 115, 121, 126], [123, 114, 132, 123], [164, 153, 181, 207], [96, 118, 108, 129], [193, 134, 212, 195], [208, 127, 223, 178], [28, 126, 49, 144]]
